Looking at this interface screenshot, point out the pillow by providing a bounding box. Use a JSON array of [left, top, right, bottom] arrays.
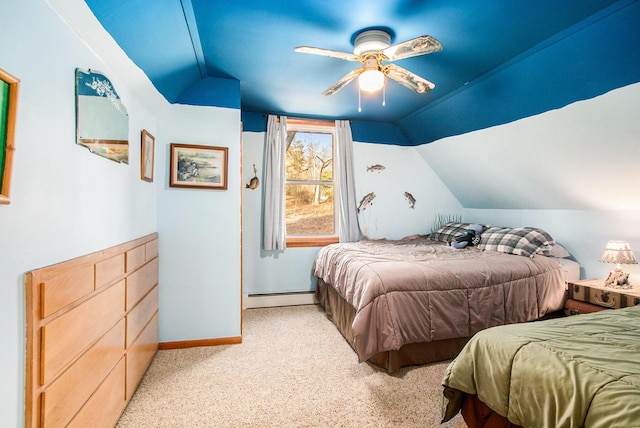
[[524, 227, 555, 246], [478, 227, 556, 257], [429, 222, 474, 243], [536, 243, 571, 258]]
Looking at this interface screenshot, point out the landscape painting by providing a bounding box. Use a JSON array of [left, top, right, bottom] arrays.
[[169, 143, 228, 190]]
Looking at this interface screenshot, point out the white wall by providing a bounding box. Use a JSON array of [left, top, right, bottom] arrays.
[[417, 84, 640, 281], [0, 0, 158, 425], [157, 105, 242, 342], [417, 83, 640, 211], [241, 132, 462, 295]]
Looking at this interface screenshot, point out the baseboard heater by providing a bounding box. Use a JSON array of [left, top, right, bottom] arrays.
[[243, 291, 316, 309]]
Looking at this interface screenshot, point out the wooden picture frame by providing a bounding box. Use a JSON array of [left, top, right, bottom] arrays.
[[0, 68, 19, 205], [169, 143, 228, 190], [140, 129, 155, 182]]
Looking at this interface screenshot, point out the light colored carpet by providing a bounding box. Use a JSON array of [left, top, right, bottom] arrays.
[[117, 305, 466, 427]]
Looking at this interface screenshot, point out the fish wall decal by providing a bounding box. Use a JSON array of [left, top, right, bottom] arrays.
[[357, 192, 376, 213], [367, 164, 385, 173], [404, 191, 416, 209]]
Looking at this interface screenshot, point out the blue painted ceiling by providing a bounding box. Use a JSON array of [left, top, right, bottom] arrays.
[[84, 0, 639, 145]]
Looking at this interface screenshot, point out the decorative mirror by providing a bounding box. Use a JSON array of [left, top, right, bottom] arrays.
[[75, 68, 129, 163]]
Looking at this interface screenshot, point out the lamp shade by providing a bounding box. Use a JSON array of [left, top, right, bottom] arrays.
[[598, 241, 638, 265]]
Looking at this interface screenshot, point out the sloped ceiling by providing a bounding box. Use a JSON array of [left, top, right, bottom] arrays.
[[416, 82, 640, 210], [84, 0, 640, 145]]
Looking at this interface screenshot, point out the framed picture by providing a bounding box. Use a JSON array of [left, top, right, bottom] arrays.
[[1, 68, 19, 205], [169, 143, 228, 190], [140, 129, 155, 182]]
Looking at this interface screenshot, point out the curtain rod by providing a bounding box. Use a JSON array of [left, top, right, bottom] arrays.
[[262, 114, 351, 124]]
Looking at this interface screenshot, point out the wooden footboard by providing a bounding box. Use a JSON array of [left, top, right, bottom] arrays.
[[25, 233, 159, 428]]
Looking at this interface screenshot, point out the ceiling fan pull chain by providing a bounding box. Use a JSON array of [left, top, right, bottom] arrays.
[[382, 78, 386, 107], [358, 86, 362, 112]]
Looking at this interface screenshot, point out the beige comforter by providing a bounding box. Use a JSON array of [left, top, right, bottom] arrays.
[[312, 237, 566, 362]]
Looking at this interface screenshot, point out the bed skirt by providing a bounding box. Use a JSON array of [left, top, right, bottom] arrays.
[[461, 394, 523, 428], [315, 278, 471, 372]]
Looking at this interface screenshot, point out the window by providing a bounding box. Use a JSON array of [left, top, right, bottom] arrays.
[[285, 119, 339, 247]]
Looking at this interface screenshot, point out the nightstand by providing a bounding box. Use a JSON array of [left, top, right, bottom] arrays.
[[565, 279, 640, 316]]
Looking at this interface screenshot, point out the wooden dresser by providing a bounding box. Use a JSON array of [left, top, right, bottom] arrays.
[[25, 233, 159, 428]]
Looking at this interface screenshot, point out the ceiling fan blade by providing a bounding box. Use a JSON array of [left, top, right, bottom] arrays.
[[322, 68, 362, 96], [382, 35, 442, 61], [384, 64, 435, 94], [294, 46, 358, 61]]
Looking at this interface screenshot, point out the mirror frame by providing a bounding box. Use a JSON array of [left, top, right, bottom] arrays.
[[0, 67, 19, 205]]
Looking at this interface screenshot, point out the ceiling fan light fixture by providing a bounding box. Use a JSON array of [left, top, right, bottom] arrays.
[[358, 69, 385, 92], [295, 28, 440, 98], [353, 29, 392, 55]]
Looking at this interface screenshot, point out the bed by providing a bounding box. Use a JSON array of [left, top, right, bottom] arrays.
[[312, 223, 580, 372], [442, 305, 640, 428]]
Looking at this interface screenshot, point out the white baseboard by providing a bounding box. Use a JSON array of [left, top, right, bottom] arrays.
[[243, 292, 316, 309]]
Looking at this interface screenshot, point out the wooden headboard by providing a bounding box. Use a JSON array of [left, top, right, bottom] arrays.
[[25, 233, 159, 428]]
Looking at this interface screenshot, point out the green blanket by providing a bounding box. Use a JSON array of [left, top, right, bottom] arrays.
[[442, 305, 640, 427]]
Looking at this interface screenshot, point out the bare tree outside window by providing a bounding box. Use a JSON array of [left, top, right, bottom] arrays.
[[285, 128, 336, 236]]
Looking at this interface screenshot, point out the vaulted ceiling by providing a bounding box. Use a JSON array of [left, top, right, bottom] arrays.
[[84, 0, 639, 145]]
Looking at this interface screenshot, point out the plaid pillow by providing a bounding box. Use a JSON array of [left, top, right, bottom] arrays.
[[523, 227, 555, 246], [537, 243, 571, 258], [478, 227, 555, 257], [429, 222, 472, 243]]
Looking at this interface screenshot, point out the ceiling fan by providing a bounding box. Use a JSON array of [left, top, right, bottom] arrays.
[[295, 29, 442, 96]]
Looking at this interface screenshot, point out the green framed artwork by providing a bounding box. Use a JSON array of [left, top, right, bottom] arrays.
[[1, 67, 19, 205]]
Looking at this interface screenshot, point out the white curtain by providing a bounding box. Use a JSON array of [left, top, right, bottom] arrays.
[[335, 120, 361, 242], [263, 115, 287, 250]]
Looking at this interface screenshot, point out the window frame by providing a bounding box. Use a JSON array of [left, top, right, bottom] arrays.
[[284, 118, 339, 248]]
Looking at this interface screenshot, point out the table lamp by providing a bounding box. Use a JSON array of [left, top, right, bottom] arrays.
[[598, 240, 637, 288]]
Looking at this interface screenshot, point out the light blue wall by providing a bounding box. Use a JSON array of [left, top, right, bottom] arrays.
[[462, 209, 640, 282], [1, 1, 243, 425], [351, 142, 462, 240], [417, 84, 640, 211], [4, 1, 639, 427], [0, 0, 159, 425], [157, 105, 242, 342], [242, 132, 462, 295], [242, 132, 337, 295], [243, 83, 640, 296], [417, 83, 640, 283]]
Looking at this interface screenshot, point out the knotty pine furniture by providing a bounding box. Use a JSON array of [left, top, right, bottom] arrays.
[[25, 233, 159, 428], [565, 278, 640, 316]]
